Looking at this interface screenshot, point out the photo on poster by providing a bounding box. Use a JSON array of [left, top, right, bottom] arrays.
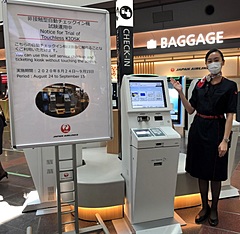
[[35, 83, 89, 118]]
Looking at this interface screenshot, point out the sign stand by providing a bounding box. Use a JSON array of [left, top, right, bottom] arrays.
[[3, 1, 112, 232], [55, 144, 109, 234]]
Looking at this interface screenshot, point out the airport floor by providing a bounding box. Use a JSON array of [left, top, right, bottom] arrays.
[[0, 124, 240, 234]]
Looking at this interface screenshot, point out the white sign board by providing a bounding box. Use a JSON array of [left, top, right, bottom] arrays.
[[3, 1, 112, 149], [116, 0, 133, 28]]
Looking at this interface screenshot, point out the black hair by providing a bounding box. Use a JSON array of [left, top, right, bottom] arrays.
[[205, 48, 225, 62]]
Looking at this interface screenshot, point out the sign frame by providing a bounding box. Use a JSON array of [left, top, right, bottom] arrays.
[[3, 0, 113, 149]]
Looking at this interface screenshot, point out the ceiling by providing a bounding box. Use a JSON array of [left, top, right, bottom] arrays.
[[88, 0, 196, 13], [1, 0, 240, 67], [88, 0, 240, 60]]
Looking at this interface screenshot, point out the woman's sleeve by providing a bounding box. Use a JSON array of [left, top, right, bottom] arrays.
[[189, 83, 198, 109], [226, 82, 238, 113]]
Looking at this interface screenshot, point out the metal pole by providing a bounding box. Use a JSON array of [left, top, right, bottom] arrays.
[[72, 144, 80, 233], [55, 145, 62, 234]]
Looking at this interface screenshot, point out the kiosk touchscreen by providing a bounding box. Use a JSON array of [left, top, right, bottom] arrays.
[[121, 74, 182, 233], [129, 79, 167, 109], [167, 76, 186, 127]]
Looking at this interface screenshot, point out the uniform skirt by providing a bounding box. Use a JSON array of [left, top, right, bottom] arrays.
[[186, 115, 229, 181]]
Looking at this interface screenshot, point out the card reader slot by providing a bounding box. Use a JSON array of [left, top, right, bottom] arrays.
[[154, 162, 162, 166], [137, 116, 150, 122], [154, 116, 163, 121], [155, 142, 164, 147]]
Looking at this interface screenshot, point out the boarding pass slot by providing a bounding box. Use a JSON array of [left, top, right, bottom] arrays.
[[155, 142, 164, 147]]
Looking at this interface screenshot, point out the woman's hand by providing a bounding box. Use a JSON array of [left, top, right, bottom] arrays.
[[170, 77, 182, 93], [218, 141, 228, 157]]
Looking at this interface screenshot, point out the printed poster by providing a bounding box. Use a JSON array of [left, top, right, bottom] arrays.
[[4, 2, 112, 148]]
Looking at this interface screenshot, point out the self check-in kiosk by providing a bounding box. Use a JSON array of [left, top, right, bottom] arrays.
[[121, 74, 182, 233], [49, 94, 56, 113], [64, 93, 71, 113]]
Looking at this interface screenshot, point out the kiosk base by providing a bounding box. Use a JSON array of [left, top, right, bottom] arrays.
[[130, 218, 182, 234], [209, 185, 239, 200]]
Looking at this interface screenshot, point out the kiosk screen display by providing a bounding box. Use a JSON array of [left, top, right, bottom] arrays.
[[167, 76, 183, 124], [129, 80, 167, 109]]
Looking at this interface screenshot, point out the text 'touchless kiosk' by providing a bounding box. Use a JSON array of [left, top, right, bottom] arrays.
[[121, 74, 182, 233]]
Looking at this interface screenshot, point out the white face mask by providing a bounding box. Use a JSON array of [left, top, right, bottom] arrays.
[[207, 62, 222, 75]]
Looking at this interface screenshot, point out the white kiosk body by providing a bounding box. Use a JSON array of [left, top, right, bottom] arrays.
[[121, 75, 182, 233]]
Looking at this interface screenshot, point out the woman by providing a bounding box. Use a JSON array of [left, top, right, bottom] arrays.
[[0, 108, 7, 181], [170, 48, 238, 226]]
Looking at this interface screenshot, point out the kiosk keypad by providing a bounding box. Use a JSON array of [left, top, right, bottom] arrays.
[[150, 128, 165, 136], [133, 128, 165, 137]]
